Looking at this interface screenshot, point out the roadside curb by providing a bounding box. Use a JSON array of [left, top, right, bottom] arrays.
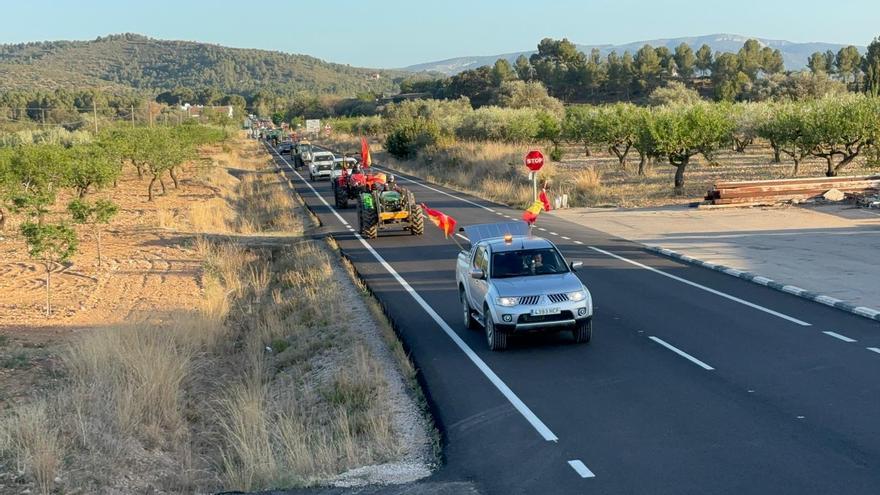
[[645, 245, 880, 323]]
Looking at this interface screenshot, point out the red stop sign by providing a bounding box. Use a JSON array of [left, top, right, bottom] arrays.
[[524, 150, 544, 172]]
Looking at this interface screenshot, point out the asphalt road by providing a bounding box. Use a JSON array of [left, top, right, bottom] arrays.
[[266, 142, 880, 495]]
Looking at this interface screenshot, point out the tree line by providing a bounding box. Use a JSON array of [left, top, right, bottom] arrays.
[[0, 122, 227, 314], [373, 94, 879, 195], [400, 37, 880, 105]]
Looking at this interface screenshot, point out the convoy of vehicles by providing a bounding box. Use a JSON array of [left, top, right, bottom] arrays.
[[259, 131, 594, 351]]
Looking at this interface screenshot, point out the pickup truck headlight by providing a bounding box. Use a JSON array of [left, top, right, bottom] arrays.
[[496, 297, 520, 307], [567, 290, 587, 302]]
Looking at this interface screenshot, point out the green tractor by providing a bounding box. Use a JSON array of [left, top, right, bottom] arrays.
[[357, 187, 425, 239]]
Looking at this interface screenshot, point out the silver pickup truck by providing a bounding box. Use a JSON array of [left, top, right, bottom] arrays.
[[456, 221, 593, 351]]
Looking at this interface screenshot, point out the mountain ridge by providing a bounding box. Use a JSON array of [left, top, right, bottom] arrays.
[[402, 33, 866, 75]]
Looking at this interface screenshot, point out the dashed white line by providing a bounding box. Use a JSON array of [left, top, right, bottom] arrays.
[[649, 336, 715, 370], [567, 459, 596, 479], [588, 246, 811, 327], [268, 145, 559, 443], [561, 236, 571, 240], [867, 347, 880, 355], [823, 331, 857, 343], [537, 227, 547, 232], [574, 240, 583, 245], [549, 232, 558, 236]]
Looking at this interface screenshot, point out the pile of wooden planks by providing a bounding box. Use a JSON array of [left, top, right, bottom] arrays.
[[703, 175, 880, 206]]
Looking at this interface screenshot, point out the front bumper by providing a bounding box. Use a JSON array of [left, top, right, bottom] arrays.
[[490, 303, 591, 333], [312, 169, 332, 178]]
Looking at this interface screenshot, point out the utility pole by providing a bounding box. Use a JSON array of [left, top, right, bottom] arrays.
[[93, 101, 99, 134]]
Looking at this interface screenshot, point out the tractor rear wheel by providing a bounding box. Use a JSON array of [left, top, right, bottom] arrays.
[[409, 202, 425, 235], [334, 182, 348, 208], [360, 202, 379, 239]]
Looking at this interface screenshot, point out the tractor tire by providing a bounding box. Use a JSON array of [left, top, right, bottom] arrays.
[[360, 203, 379, 239], [409, 202, 425, 235], [334, 183, 348, 209], [573, 318, 592, 344]]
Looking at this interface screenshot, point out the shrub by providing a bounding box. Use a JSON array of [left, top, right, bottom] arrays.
[[384, 118, 441, 159]]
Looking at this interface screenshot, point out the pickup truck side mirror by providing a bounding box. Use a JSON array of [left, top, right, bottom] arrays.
[[470, 268, 485, 280], [569, 261, 583, 271]]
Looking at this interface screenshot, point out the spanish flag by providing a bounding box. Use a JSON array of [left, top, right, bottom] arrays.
[[421, 204, 457, 238], [361, 136, 372, 168], [522, 200, 544, 224], [539, 190, 552, 211]]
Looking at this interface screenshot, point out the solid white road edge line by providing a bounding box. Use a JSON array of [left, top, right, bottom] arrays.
[[376, 159, 814, 328], [589, 246, 811, 327], [822, 331, 857, 343], [648, 336, 715, 371], [269, 145, 560, 443], [567, 459, 596, 479]]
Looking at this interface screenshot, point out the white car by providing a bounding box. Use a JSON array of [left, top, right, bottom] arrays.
[[330, 157, 359, 180], [309, 151, 335, 181]]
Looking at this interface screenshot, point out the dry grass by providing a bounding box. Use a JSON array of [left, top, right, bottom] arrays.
[[0, 402, 63, 495], [0, 133, 406, 493]]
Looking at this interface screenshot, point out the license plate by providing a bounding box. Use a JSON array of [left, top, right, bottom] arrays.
[[531, 307, 561, 316]]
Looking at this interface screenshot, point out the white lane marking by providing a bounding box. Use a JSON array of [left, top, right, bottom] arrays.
[[567, 459, 596, 479], [562, 236, 571, 240], [867, 347, 880, 355], [495, 212, 504, 216], [549, 232, 558, 236], [823, 331, 857, 343], [574, 240, 584, 245], [380, 165, 498, 213], [269, 145, 559, 442], [589, 246, 811, 327], [648, 336, 715, 370], [538, 227, 547, 232]]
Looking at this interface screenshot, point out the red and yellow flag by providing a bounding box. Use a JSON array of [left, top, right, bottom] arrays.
[[522, 200, 544, 224], [421, 204, 457, 238], [539, 190, 552, 212], [361, 136, 372, 168]]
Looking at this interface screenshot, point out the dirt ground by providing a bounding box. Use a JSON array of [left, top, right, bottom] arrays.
[[0, 142, 226, 411]]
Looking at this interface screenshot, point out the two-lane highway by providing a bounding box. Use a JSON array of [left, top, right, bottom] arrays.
[[267, 143, 880, 494]]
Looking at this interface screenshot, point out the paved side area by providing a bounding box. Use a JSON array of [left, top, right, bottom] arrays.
[[554, 203, 880, 311]]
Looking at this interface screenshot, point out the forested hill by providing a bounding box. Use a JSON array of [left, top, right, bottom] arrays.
[[0, 33, 401, 96]]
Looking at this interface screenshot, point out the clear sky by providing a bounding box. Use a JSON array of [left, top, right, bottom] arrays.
[[1, 0, 877, 68]]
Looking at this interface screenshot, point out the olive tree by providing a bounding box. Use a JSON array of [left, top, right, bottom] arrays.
[[730, 102, 767, 153], [19, 222, 78, 317], [757, 102, 811, 175], [591, 103, 644, 169], [64, 143, 119, 197], [649, 103, 734, 194], [802, 95, 879, 176], [562, 105, 599, 157], [68, 198, 118, 266]]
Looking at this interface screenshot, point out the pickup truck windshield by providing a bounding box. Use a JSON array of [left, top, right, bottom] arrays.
[[491, 248, 569, 278]]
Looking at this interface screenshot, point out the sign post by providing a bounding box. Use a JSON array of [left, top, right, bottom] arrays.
[[524, 150, 545, 201]]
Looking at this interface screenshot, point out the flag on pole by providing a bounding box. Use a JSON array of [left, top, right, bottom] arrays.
[[361, 136, 372, 168], [539, 189, 552, 212], [522, 200, 544, 224], [421, 204, 457, 238]]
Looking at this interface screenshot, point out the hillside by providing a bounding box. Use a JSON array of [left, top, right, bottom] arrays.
[[403, 33, 865, 74], [0, 33, 402, 96]]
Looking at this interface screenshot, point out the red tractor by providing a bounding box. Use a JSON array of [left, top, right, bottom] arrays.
[[333, 165, 387, 208]]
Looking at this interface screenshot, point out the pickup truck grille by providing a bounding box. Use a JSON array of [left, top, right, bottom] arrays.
[[518, 296, 540, 305], [518, 311, 574, 324], [546, 293, 569, 304]]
